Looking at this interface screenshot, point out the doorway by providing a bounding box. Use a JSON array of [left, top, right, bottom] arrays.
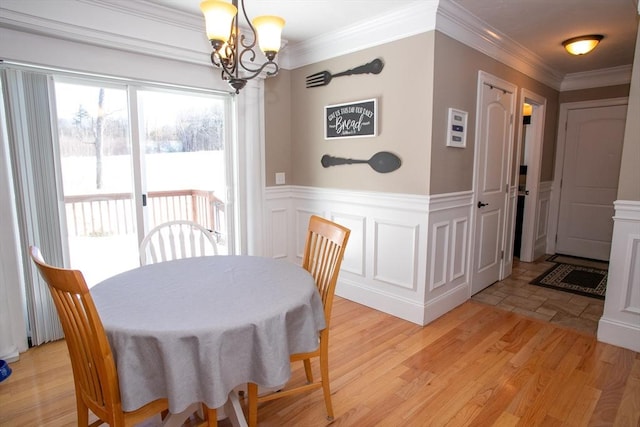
[[54, 79, 233, 286], [471, 71, 517, 295], [514, 90, 546, 262]]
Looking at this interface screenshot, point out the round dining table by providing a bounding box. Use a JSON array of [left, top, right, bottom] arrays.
[[91, 255, 325, 425]]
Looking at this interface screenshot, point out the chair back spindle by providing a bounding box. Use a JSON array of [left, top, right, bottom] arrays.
[[140, 220, 218, 265]]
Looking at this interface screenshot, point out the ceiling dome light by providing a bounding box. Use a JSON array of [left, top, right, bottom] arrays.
[[562, 35, 604, 55]]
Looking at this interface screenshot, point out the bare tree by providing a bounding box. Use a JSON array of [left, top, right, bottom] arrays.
[[72, 88, 105, 188], [95, 88, 104, 189]]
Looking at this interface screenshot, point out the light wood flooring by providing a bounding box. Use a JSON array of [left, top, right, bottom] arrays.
[[1, 259, 638, 426]]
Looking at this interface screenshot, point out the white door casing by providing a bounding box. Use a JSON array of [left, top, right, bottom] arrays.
[[555, 103, 628, 261], [518, 90, 547, 262], [471, 72, 516, 295]]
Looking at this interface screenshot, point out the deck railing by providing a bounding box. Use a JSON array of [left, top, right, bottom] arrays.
[[64, 189, 225, 239]]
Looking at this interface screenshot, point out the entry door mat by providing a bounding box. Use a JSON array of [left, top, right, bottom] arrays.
[[530, 262, 607, 300], [546, 254, 609, 270]]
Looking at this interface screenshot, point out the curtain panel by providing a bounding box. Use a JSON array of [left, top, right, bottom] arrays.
[[1, 68, 65, 345]]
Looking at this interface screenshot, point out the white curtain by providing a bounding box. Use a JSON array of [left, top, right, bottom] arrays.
[[1, 67, 65, 345]]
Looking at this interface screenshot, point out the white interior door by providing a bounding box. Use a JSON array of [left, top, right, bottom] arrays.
[[556, 104, 627, 261], [471, 72, 516, 295], [519, 91, 546, 262]]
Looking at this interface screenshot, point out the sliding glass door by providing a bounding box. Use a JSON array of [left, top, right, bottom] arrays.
[[137, 89, 229, 253], [54, 79, 232, 286]]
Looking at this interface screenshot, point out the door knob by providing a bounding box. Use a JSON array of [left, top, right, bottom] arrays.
[[477, 201, 489, 208]]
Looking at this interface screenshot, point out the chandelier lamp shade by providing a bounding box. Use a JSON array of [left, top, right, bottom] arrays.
[[562, 35, 604, 55], [200, 0, 285, 94]]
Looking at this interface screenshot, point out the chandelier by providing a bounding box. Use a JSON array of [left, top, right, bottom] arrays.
[[200, 0, 285, 94]]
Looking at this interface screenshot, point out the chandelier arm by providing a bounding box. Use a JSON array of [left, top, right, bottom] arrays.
[[236, 61, 280, 82], [239, 0, 258, 51], [210, 51, 237, 82]]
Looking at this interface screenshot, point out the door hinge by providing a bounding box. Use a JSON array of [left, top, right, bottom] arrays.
[[501, 250, 504, 260], [506, 184, 509, 193], [142, 193, 147, 207]]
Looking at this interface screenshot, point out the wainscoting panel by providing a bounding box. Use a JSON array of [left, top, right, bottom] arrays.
[[264, 186, 473, 325], [374, 219, 419, 290], [423, 191, 473, 324], [451, 217, 468, 281], [598, 200, 640, 352], [269, 208, 289, 259], [429, 221, 450, 290], [331, 213, 366, 277]]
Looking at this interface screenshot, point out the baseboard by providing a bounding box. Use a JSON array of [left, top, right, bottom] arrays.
[[336, 278, 469, 326], [597, 317, 640, 352], [423, 283, 469, 324], [336, 279, 425, 325]]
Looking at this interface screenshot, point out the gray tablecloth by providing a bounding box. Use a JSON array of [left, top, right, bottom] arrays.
[[91, 255, 325, 413]]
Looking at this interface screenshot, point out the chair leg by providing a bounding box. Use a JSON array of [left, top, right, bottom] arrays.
[[319, 355, 334, 420], [76, 398, 89, 426], [247, 382, 259, 427], [303, 358, 313, 383], [203, 404, 218, 427]]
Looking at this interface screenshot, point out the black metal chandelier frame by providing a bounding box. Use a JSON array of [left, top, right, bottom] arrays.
[[207, 0, 280, 94]]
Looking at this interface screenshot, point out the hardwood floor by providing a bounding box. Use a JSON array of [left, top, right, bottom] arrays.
[[1, 263, 638, 426]]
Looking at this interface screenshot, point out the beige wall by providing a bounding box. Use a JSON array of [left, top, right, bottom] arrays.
[[559, 84, 630, 104], [265, 31, 570, 195], [266, 32, 435, 195], [431, 33, 560, 193], [618, 21, 640, 201], [264, 69, 292, 187]]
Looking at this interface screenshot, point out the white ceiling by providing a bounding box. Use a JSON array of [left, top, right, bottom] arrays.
[[154, 0, 638, 76]]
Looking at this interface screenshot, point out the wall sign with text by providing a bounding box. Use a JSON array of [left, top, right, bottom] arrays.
[[325, 99, 377, 139]]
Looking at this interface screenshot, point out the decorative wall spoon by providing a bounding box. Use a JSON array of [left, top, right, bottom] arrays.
[[321, 151, 401, 173]]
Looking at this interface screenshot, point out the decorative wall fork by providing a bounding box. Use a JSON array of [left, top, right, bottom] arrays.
[[305, 58, 384, 88]]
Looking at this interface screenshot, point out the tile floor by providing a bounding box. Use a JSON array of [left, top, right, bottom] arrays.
[[471, 255, 605, 336]]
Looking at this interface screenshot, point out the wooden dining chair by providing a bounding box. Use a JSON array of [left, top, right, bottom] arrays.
[[247, 215, 350, 427], [139, 220, 218, 265], [29, 246, 217, 427]]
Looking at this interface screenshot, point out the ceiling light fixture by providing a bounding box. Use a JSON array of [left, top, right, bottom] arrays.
[[200, 0, 285, 94], [562, 35, 604, 56]]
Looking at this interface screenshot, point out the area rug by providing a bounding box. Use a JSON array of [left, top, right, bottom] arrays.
[[546, 254, 609, 270], [530, 258, 607, 299]]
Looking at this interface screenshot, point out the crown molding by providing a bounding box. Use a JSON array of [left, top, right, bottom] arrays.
[[560, 65, 633, 91], [280, 1, 439, 70], [1, 0, 630, 91], [0, 0, 212, 66], [435, 0, 564, 90]]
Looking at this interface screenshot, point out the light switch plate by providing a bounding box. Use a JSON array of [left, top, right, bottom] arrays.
[[275, 172, 285, 185], [446, 108, 467, 148]]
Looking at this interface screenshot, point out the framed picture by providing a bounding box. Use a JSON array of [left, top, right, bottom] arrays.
[[325, 98, 377, 139]]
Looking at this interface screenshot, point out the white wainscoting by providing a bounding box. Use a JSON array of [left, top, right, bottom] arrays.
[[598, 200, 640, 352], [264, 186, 473, 325]]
